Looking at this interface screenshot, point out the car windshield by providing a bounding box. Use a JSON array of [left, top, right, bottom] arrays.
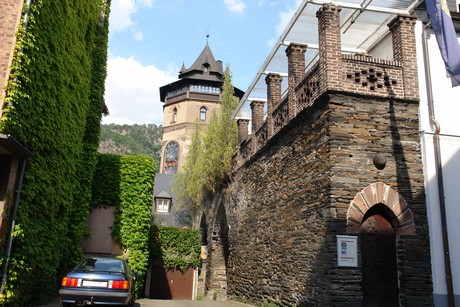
[[75, 258, 124, 273]]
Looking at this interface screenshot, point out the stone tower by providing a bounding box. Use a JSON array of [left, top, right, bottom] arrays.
[[158, 43, 243, 174]]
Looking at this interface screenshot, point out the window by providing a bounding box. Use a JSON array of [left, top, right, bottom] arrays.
[[172, 108, 177, 123], [200, 107, 207, 121], [190, 84, 220, 94], [156, 199, 170, 213]]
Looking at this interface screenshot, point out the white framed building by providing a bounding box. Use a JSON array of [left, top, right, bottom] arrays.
[[416, 2, 460, 305]]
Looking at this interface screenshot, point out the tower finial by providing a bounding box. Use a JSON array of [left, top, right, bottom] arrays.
[[206, 26, 210, 44]]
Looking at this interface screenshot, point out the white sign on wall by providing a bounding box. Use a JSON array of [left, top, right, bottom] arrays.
[[337, 235, 358, 267]]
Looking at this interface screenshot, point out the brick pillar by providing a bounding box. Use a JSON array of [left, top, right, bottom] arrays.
[[286, 43, 307, 119], [250, 100, 265, 133], [316, 4, 342, 93], [388, 15, 419, 100], [0, 0, 23, 109], [236, 118, 250, 144], [265, 73, 283, 139]]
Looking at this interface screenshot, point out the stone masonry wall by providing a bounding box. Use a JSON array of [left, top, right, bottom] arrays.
[[223, 92, 432, 306], [222, 5, 432, 306], [226, 97, 332, 306]]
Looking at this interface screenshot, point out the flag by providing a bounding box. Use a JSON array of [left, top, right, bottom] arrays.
[[425, 0, 460, 87]]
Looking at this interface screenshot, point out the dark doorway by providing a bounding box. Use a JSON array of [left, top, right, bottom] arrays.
[[361, 206, 399, 307]]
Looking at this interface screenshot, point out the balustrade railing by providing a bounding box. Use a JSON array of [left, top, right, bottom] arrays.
[[234, 54, 406, 173]]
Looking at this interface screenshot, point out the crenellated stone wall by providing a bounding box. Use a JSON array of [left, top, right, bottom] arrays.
[[217, 4, 433, 306], [225, 92, 432, 306]]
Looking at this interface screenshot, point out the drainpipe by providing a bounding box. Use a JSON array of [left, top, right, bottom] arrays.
[[23, 0, 32, 30], [422, 23, 455, 307], [0, 157, 27, 295]]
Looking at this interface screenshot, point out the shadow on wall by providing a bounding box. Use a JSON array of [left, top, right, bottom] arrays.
[[218, 94, 432, 306]]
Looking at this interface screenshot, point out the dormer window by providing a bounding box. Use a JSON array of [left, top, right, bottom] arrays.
[[156, 198, 170, 213], [203, 62, 210, 73]]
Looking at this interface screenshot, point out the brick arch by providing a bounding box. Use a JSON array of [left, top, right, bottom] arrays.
[[346, 182, 416, 235]]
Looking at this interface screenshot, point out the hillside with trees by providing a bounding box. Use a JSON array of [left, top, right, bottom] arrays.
[[99, 124, 163, 166]]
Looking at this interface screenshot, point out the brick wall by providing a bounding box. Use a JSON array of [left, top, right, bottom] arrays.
[[0, 0, 22, 105], [0, 0, 22, 248], [389, 15, 419, 100], [317, 4, 342, 92], [250, 100, 264, 136], [236, 118, 249, 144], [265, 73, 282, 139], [286, 43, 307, 119]]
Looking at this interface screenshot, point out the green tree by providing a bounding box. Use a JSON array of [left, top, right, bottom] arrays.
[[173, 66, 239, 215]]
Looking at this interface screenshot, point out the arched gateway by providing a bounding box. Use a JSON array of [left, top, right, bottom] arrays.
[[347, 182, 416, 306]]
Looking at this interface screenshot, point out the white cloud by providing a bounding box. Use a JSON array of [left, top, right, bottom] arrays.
[[267, 0, 302, 46], [138, 0, 153, 7], [109, 0, 153, 39], [275, 0, 302, 35], [133, 29, 143, 41], [266, 38, 276, 48], [103, 55, 177, 125], [224, 0, 247, 14], [258, 0, 279, 7], [109, 0, 136, 33]]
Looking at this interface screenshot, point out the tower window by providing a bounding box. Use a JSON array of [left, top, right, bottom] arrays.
[[164, 141, 179, 174], [172, 108, 177, 123], [200, 107, 207, 121]]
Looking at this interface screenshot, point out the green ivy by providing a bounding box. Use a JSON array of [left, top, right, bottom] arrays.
[[91, 154, 156, 297], [0, 0, 110, 304], [150, 226, 201, 271]]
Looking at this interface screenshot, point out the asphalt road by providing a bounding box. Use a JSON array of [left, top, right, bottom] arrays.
[[39, 299, 255, 307], [135, 299, 255, 306]]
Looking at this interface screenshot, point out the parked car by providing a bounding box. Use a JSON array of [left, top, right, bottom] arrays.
[[59, 256, 135, 306]]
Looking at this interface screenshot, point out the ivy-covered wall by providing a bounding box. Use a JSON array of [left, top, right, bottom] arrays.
[[150, 226, 201, 272], [91, 154, 156, 296], [0, 0, 110, 304]]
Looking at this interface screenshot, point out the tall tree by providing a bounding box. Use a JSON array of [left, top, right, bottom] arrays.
[[173, 66, 239, 215]]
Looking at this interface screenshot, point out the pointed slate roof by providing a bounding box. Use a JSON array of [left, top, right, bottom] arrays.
[[178, 43, 224, 81], [153, 173, 176, 201], [159, 42, 244, 102]]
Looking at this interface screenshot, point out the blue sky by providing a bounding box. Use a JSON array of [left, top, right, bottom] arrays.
[[103, 0, 302, 125]]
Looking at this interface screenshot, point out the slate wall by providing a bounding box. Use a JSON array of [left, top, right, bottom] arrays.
[[223, 92, 432, 306], [204, 4, 433, 306]]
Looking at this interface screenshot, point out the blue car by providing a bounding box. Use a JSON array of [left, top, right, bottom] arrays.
[[59, 256, 135, 306]]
